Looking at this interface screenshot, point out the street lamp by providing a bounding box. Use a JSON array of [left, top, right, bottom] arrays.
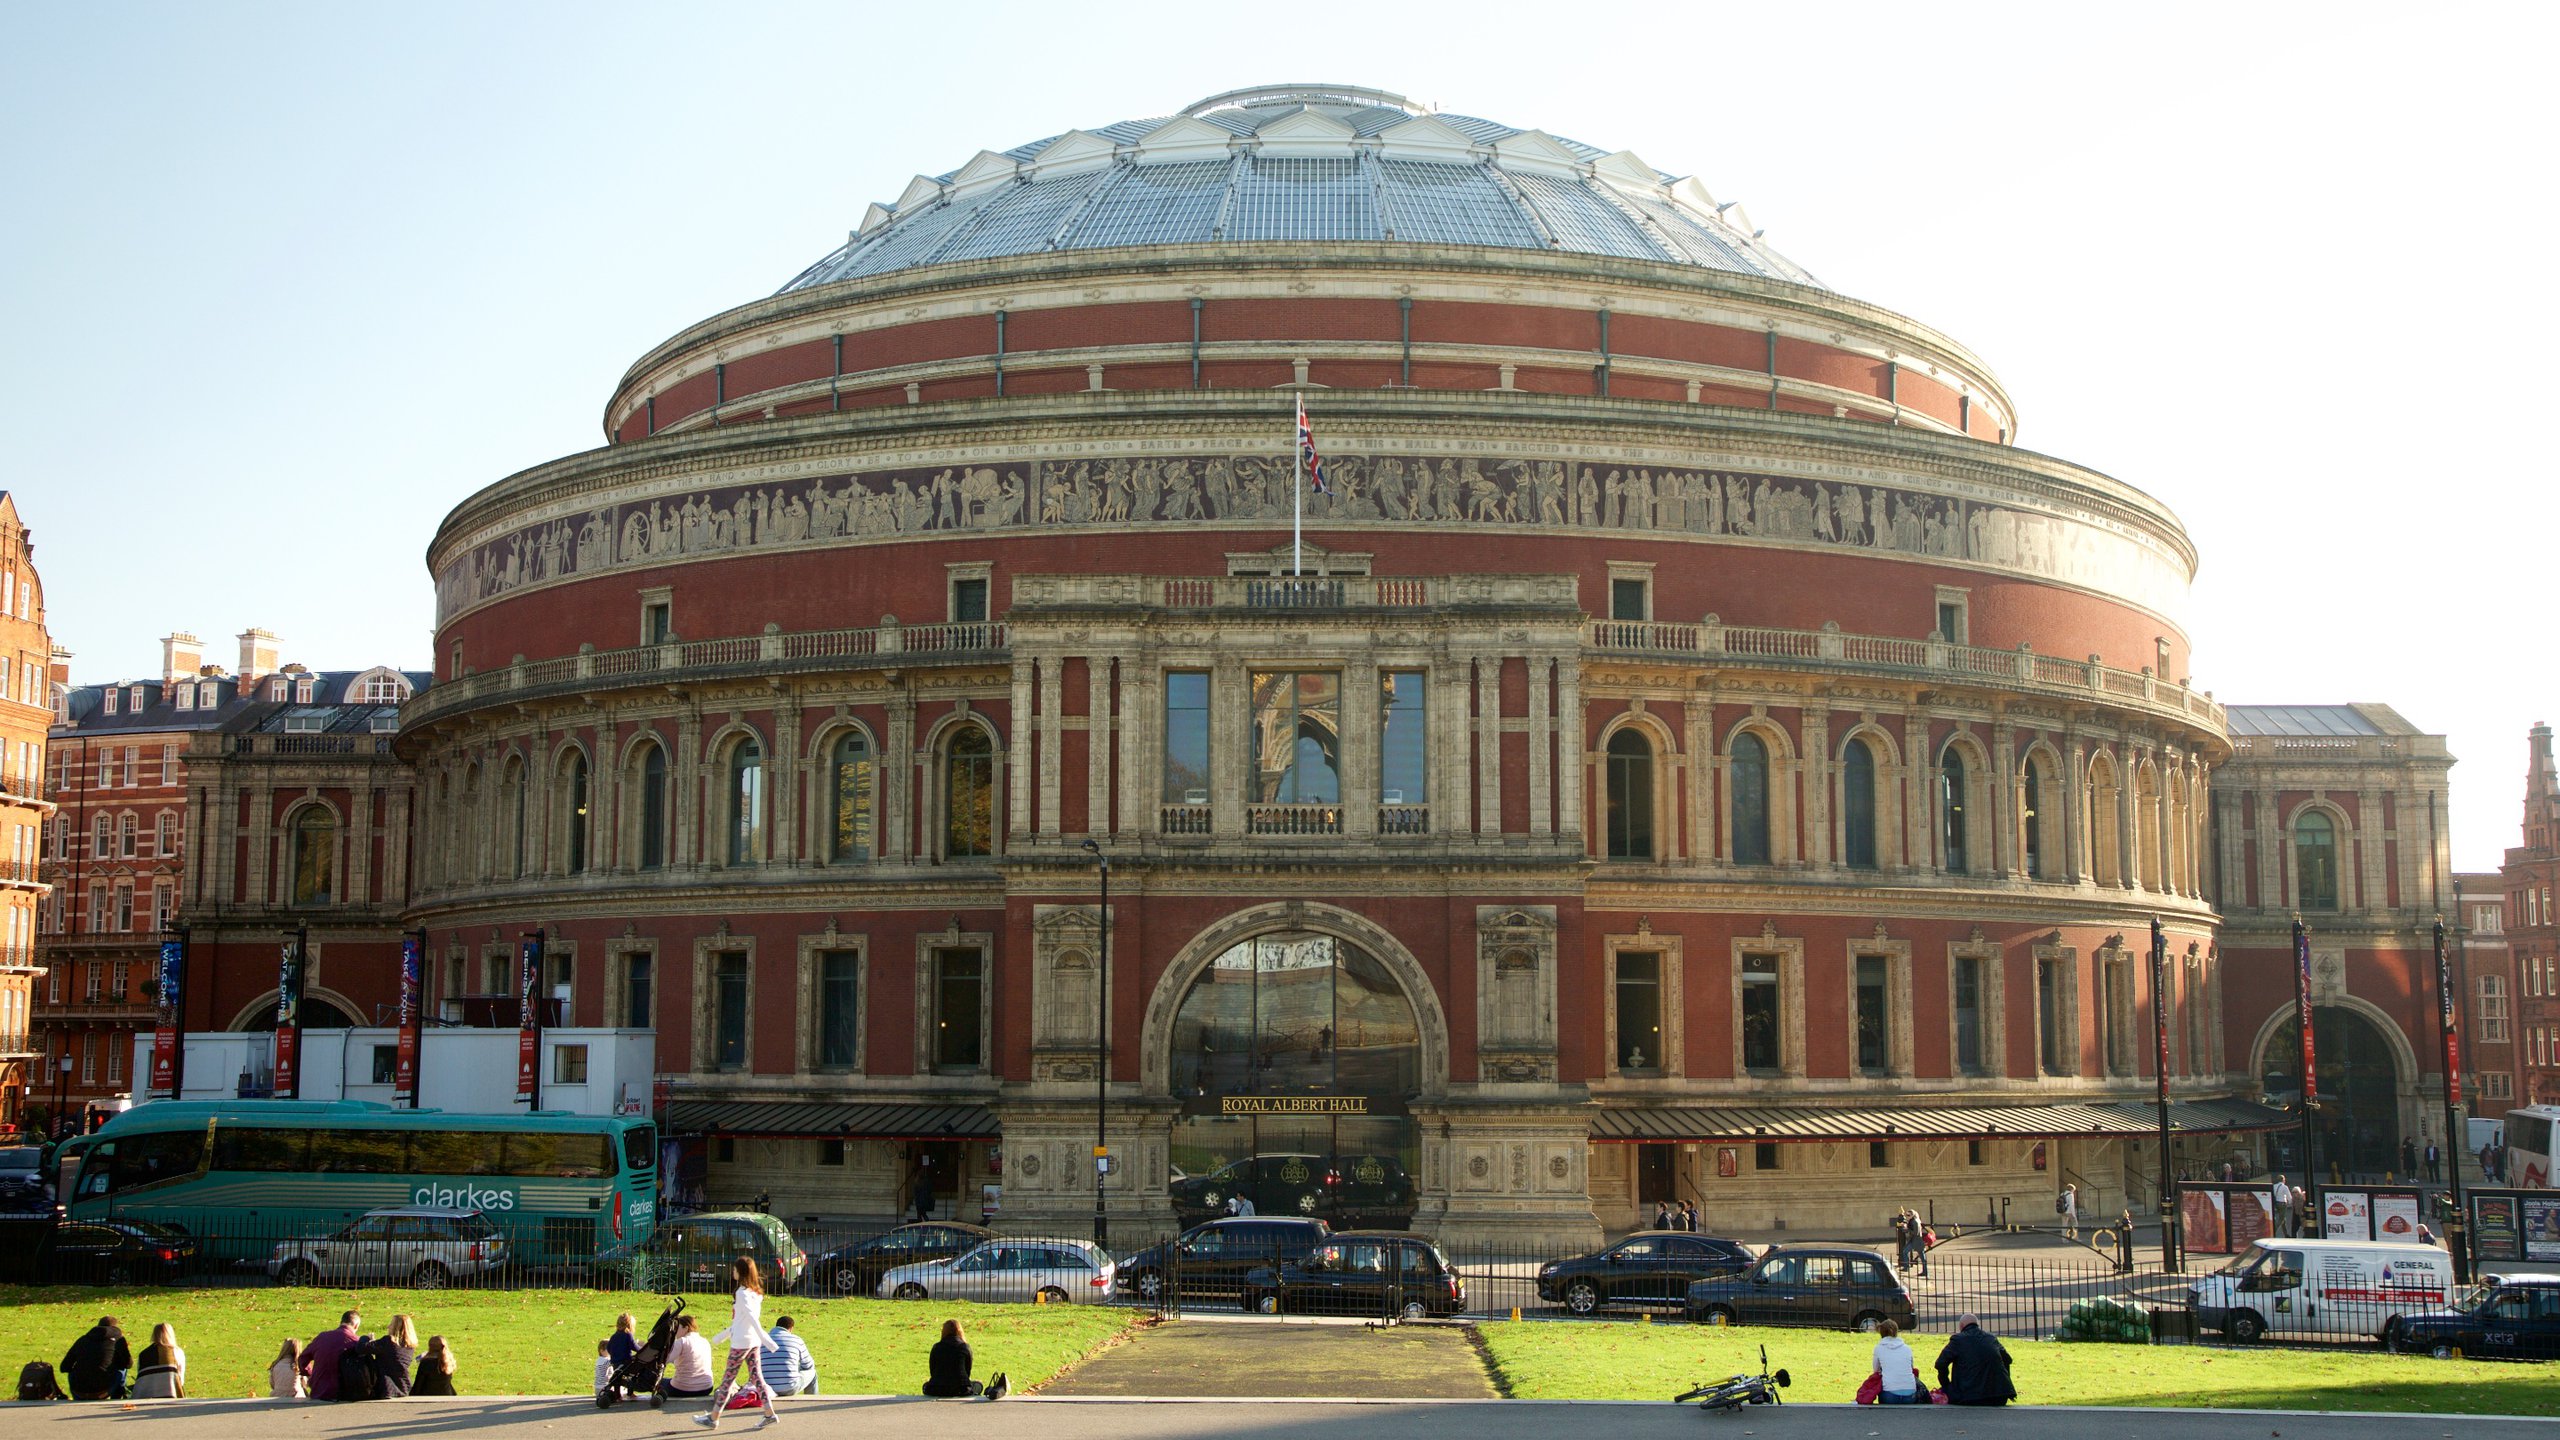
[[52, 1052, 73, 1140], [1079, 838, 1110, 1247]]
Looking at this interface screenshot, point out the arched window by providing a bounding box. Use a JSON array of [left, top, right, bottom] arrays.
[[636, 743, 668, 871], [1730, 731, 1771, 866], [561, 751, 590, 875], [2021, 758, 2046, 879], [944, 727, 995, 858], [829, 731, 874, 862], [1604, 729, 1655, 859], [1941, 747, 1970, 875], [1841, 738, 1878, 869], [2295, 810, 2339, 910], [728, 737, 764, 864], [289, 807, 336, 906]]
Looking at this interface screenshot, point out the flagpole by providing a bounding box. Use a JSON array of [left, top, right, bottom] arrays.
[[1292, 394, 1304, 577]]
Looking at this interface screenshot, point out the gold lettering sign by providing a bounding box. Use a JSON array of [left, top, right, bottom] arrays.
[[1217, 1095, 1368, 1115]]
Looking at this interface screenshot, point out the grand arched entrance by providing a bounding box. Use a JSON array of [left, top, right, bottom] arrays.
[[2258, 1005, 2403, 1176], [1165, 929, 1421, 1227]]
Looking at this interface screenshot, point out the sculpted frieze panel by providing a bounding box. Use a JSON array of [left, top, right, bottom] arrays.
[[438, 450, 2189, 623]]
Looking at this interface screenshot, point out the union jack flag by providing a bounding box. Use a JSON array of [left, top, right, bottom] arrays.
[[1296, 396, 1331, 494]]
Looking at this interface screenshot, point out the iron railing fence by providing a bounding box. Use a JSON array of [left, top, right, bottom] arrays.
[[0, 1210, 2466, 1349]]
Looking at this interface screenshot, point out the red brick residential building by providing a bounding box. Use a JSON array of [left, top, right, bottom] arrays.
[[0, 494, 54, 1135], [2505, 723, 2559, 1107], [2454, 873, 2516, 1124], [35, 630, 423, 1123]]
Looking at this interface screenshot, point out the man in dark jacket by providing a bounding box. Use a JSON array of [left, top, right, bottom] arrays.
[[1934, 1313, 2015, 1406], [60, 1316, 130, 1401]]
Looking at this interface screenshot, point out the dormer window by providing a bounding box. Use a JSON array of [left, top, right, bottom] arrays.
[[294, 677, 315, 704], [269, 678, 288, 701], [102, 688, 118, 716], [369, 714, 399, 734], [198, 682, 218, 708], [128, 684, 144, 711], [173, 687, 192, 712], [283, 714, 324, 735]]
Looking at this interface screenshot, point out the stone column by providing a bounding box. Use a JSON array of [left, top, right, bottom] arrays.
[[1474, 656, 1500, 838], [1211, 655, 1247, 841], [1526, 657, 1553, 836], [1087, 656, 1113, 838], [1038, 658, 1064, 839], [1554, 662, 1585, 842], [2357, 784, 2387, 912], [1800, 706, 1832, 868], [2255, 785, 2282, 910], [674, 708, 703, 868], [1118, 662, 1155, 837], [1342, 657, 1380, 840], [884, 693, 916, 863], [1903, 711, 1932, 873], [2114, 742, 2138, 891], [772, 700, 802, 864], [2065, 735, 2091, 884], [1008, 659, 1036, 843], [1992, 718, 2020, 879], [1685, 697, 1715, 863], [348, 780, 375, 905]]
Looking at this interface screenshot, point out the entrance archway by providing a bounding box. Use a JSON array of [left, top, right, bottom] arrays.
[[2255, 1003, 2406, 1177], [1145, 904, 1443, 1228]]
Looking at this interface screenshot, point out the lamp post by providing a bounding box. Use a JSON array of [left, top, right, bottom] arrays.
[[2291, 916, 2320, 1215], [52, 1051, 73, 1140], [2150, 916, 2179, 1272], [2433, 913, 2471, 1281], [1080, 838, 1110, 1247]]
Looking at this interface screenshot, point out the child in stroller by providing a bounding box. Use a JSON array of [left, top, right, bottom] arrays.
[[597, 1297, 687, 1408]]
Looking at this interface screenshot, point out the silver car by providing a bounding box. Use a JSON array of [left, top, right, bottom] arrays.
[[876, 1236, 1116, 1305], [268, 1206, 510, 1289]]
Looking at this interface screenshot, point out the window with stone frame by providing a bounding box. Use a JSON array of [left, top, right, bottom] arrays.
[[1739, 953, 1782, 1074], [2036, 948, 2078, 1077], [2478, 973, 2509, 1044], [1730, 731, 1772, 865], [1614, 951, 1662, 1074], [1604, 729, 1655, 859], [929, 945, 986, 1072], [942, 726, 996, 858], [828, 729, 875, 861]]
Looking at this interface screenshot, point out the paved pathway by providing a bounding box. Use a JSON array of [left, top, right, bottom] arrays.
[[7, 1396, 2547, 1440], [1043, 1317, 1494, 1398]]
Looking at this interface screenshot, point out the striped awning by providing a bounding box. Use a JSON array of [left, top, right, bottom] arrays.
[[664, 1100, 998, 1140], [1589, 1097, 2293, 1144]]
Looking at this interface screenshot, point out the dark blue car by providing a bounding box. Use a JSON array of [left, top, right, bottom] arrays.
[[2389, 1275, 2560, 1361]]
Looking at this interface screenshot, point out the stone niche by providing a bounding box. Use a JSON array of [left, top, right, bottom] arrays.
[[1475, 905, 1559, 1084], [1029, 903, 1107, 1085]]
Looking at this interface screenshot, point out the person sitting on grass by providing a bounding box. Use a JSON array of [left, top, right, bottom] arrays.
[[268, 1339, 306, 1400], [131, 1323, 186, 1400], [1869, 1319, 1924, 1405], [607, 1313, 639, 1372], [923, 1319, 1005, 1401], [61, 1315, 131, 1401], [1934, 1313, 2015, 1407], [657, 1315, 715, 1404], [366, 1315, 419, 1399], [758, 1316, 816, 1398], [301, 1312, 361, 1402], [413, 1337, 457, 1397]]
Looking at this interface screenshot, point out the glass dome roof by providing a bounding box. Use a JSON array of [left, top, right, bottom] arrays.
[[778, 84, 1819, 293]]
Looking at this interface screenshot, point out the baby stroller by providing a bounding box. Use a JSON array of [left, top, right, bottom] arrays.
[[598, 1295, 687, 1409]]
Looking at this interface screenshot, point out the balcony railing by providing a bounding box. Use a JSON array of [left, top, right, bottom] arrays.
[[0, 858, 43, 886], [1587, 618, 2226, 731], [1159, 803, 1211, 836], [0, 1032, 31, 1057], [226, 734, 400, 757], [1246, 803, 1344, 837], [406, 619, 1008, 725], [1378, 804, 1431, 837]]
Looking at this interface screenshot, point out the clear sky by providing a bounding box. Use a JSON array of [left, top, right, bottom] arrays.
[[4, 2, 2548, 872]]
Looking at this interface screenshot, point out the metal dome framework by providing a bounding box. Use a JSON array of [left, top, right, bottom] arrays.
[[779, 84, 1819, 293]]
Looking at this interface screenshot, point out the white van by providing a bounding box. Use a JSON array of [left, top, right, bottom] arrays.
[[2190, 1239, 2454, 1343]]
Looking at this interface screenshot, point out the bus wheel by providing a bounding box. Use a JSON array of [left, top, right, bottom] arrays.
[[411, 1261, 452, 1290], [278, 1260, 321, 1287]]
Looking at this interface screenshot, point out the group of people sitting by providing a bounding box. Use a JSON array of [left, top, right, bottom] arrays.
[[271, 1310, 458, 1400], [29, 1310, 455, 1403], [1864, 1313, 2016, 1406]]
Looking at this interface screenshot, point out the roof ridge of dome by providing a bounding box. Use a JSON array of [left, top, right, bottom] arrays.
[[1180, 83, 1423, 119]]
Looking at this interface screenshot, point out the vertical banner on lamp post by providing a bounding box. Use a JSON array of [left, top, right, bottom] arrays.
[[2434, 920, 2462, 1111], [2151, 920, 2171, 1105], [275, 936, 306, 1100], [516, 935, 542, 1105], [394, 936, 423, 1104], [2293, 920, 2318, 1107], [149, 939, 184, 1098]]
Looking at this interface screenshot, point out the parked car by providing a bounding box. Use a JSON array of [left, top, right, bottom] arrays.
[[46, 1219, 196, 1285], [1116, 1217, 1332, 1303], [807, 1222, 995, 1297], [877, 1236, 1116, 1305], [608, 1211, 808, 1295], [1683, 1246, 1915, 1331], [1539, 1231, 1756, 1314], [1240, 1231, 1466, 1318], [1170, 1151, 1416, 1229], [268, 1207, 509, 1289], [2188, 1239, 2453, 1344], [0, 1145, 43, 1190], [2387, 1273, 2560, 1360]]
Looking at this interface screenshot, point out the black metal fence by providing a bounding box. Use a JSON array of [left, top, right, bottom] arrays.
[[0, 1210, 2469, 1351]]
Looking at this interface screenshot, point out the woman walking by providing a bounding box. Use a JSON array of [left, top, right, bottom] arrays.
[[693, 1257, 778, 1430]]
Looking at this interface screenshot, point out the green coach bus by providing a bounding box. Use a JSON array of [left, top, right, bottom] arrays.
[[63, 1101, 659, 1271]]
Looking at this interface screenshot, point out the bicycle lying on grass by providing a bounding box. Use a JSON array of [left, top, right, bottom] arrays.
[[1673, 1344, 1791, 1413]]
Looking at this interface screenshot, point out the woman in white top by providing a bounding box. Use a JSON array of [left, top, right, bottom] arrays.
[[269, 1337, 307, 1399], [1870, 1318, 1925, 1404], [693, 1256, 779, 1430], [658, 1317, 716, 1400], [131, 1323, 186, 1399]]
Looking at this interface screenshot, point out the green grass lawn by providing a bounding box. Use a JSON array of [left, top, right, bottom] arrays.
[[1475, 1320, 2557, 1415], [0, 1286, 1136, 1400]]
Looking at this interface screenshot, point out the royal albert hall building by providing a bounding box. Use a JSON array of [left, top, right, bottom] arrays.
[[405, 84, 2262, 1245]]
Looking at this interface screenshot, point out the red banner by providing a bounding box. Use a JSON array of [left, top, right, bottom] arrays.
[[2293, 922, 2317, 1108], [394, 937, 423, 1103]]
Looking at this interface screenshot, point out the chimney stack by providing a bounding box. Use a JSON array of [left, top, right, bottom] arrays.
[[237, 628, 280, 684], [161, 631, 203, 686], [47, 645, 71, 687]]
